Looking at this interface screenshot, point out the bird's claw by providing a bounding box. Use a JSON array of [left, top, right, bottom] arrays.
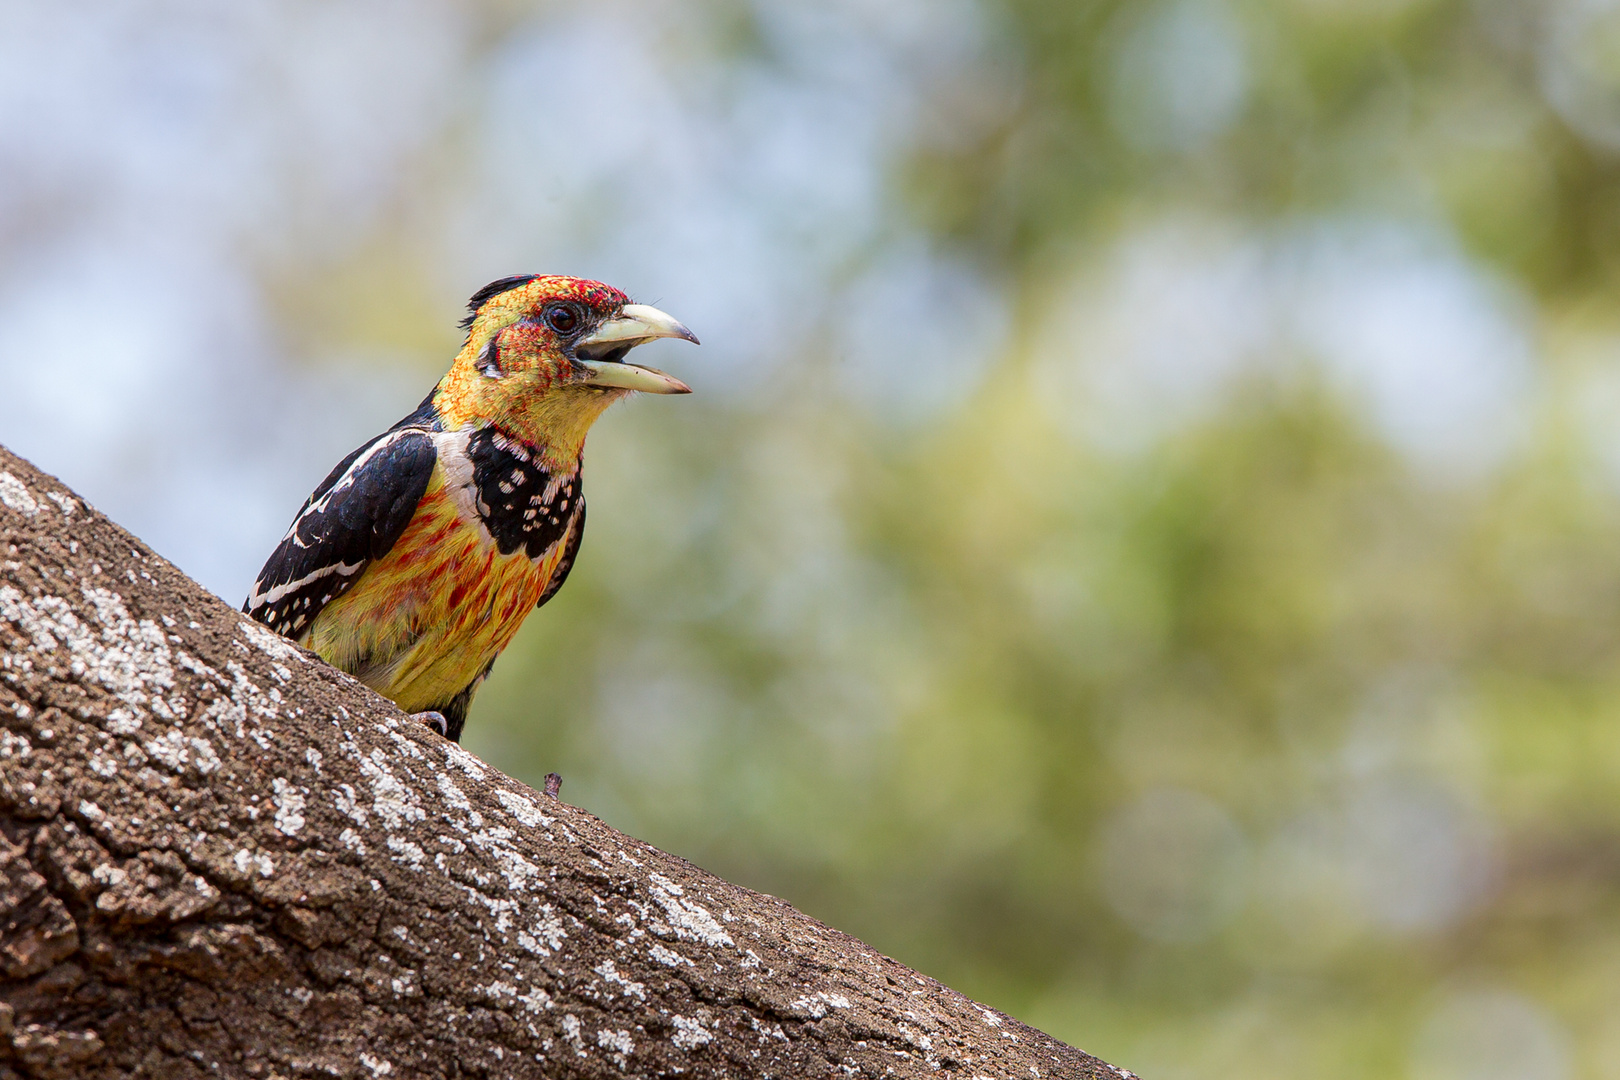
[[544, 772, 562, 799], [413, 711, 448, 738]]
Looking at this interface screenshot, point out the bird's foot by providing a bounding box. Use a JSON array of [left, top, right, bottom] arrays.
[[544, 772, 563, 799], [413, 711, 448, 738]]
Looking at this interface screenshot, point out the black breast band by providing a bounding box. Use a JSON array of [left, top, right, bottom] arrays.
[[465, 428, 580, 559]]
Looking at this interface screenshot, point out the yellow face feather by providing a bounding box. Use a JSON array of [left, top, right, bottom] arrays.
[[433, 276, 637, 464]]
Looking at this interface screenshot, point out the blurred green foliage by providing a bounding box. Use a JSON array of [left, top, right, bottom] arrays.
[[438, 1, 1620, 1076]]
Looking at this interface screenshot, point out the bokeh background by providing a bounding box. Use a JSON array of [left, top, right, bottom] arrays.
[[7, 1, 1620, 1076]]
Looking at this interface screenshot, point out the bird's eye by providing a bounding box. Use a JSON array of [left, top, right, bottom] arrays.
[[545, 305, 580, 335]]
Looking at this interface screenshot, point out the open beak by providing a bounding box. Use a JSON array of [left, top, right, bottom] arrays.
[[574, 303, 698, 394]]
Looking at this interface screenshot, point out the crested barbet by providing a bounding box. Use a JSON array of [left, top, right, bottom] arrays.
[[244, 276, 696, 742]]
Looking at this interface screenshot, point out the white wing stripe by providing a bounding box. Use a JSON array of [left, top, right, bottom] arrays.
[[247, 560, 366, 609], [279, 428, 425, 544]]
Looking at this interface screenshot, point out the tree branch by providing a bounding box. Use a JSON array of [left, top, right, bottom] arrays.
[[0, 445, 1130, 1080]]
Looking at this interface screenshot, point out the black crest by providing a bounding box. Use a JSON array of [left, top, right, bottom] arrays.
[[459, 275, 540, 330]]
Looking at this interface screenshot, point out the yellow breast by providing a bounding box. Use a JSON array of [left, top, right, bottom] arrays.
[[302, 464, 572, 714]]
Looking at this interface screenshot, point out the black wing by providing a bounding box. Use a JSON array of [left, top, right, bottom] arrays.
[[244, 428, 438, 640]]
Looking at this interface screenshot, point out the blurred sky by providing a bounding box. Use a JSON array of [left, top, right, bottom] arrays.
[[10, 2, 1620, 1079]]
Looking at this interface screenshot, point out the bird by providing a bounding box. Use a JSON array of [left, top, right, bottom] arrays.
[[243, 275, 696, 743]]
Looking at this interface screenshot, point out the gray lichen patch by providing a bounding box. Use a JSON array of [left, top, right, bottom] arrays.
[[0, 474, 36, 517]]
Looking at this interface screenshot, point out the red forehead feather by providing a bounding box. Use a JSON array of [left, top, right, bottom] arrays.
[[461, 275, 629, 330], [528, 276, 630, 310]]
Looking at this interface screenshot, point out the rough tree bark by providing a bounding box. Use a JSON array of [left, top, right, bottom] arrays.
[[0, 445, 1132, 1080]]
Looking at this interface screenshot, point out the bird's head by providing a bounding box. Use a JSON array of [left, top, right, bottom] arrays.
[[435, 275, 697, 460]]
